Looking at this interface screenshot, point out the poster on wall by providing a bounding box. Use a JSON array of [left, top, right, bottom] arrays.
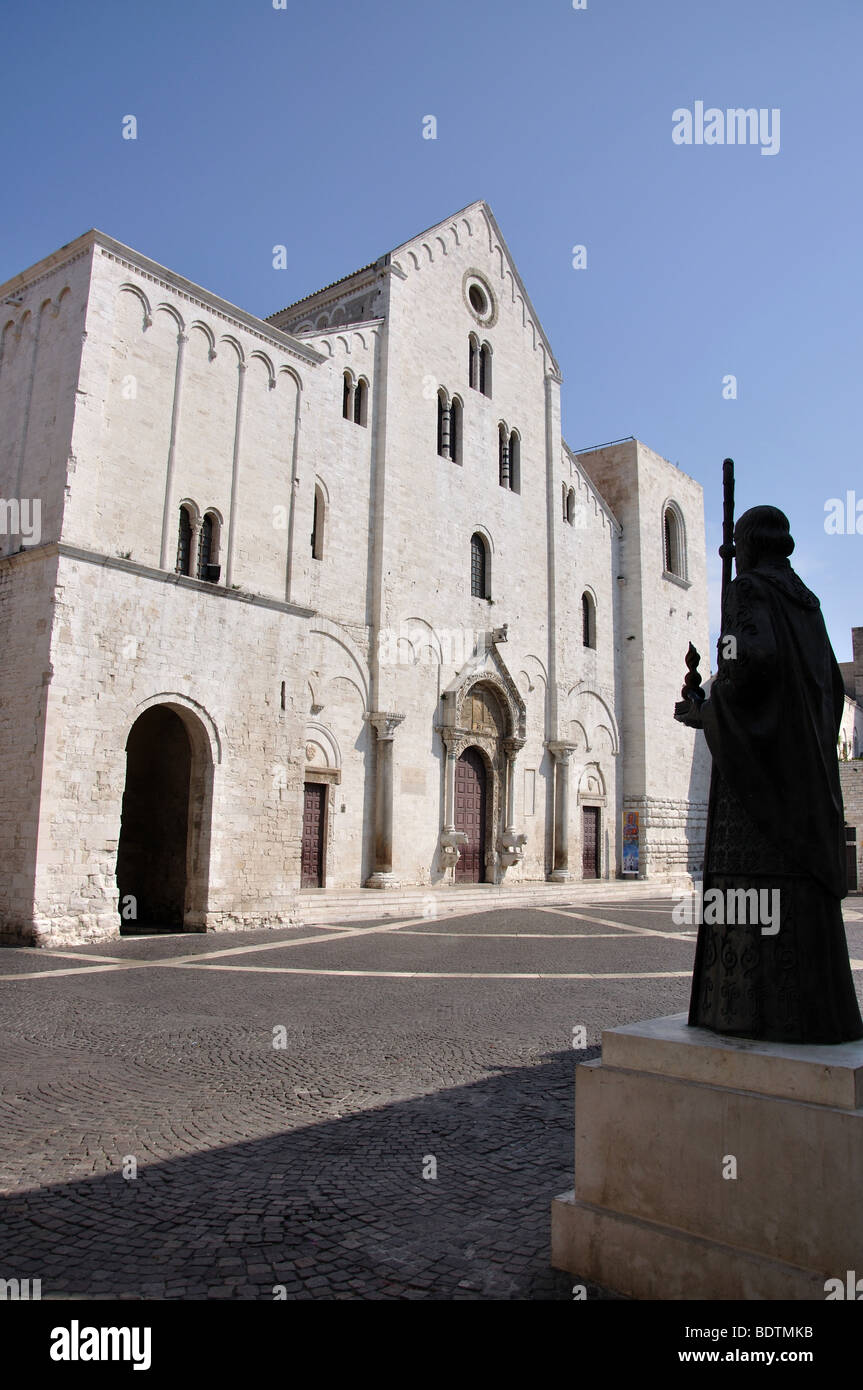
[[622, 810, 639, 876]]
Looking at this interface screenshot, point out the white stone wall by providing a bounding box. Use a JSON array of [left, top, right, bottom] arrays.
[[0, 250, 91, 557], [577, 439, 711, 877], [839, 694, 863, 761]]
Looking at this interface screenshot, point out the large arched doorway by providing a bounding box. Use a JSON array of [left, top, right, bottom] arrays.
[[116, 706, 193, 931], [454, 747, 487, 883]]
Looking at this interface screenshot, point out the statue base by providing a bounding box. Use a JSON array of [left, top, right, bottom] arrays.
[[551, 1013, 863, 1300]]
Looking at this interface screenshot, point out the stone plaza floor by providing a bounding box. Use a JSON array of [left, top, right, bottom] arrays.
[[2, 891, 862, 1300]]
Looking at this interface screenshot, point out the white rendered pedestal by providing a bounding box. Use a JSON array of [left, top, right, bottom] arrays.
[[551, 1013, 863, 1300]]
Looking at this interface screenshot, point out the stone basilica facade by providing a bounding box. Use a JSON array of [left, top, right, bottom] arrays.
[[0, 201, 710, 945]]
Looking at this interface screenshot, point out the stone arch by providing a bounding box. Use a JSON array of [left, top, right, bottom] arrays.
[[155, 301, 185, 333], [310, 620, 370, 711], [565, 687, 619, 755], [116, 695, 218, 933], [578, 761, 607, 802], [118, 282, 152, 330], [304, 720, 341, 774]]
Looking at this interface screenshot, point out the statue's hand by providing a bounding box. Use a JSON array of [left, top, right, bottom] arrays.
[[674, 695, 704, 728]]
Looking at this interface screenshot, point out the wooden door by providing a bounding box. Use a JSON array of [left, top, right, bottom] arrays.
[[301, 782, 326, 887], [454, 748, 486, 883], [582, 806, 600, 879]]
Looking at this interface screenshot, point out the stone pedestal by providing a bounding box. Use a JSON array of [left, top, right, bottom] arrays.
[[551, 1013, 863, 1300]]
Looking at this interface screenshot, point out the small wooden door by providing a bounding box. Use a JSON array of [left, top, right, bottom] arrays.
[[582, 806, 600, 879], [454, 748, 486, 883], [301, 782, 326, 887]]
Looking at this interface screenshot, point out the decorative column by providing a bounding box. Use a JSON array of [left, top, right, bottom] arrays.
[[364, 712, 405, 888], [499, 432, 510, 488], [224, 359, 247, 589], [440, 400, 452, 459], [548, 741, 577, 881], [500, 736, 527, 868], [438, 730, 468, 878], [159, 331, 189, 569]]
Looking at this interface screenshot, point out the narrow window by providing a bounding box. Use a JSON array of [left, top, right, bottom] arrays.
[[450, 397, 462, 464], [312, 485, 325, 560], [509, 431, 520, 493], [479, 342, 492, 398], [470, 532, 488, 599], [342, 371, 353, 420], [197, 512, 220, 581], [562, 482, 568, 522], [664, 506, 684, 577], [353, 377, 368, 427], [582, 592, 596, 649], [468, 335, 479, 390], [176, 505, 193, 576], [566, 488, 576, 525]]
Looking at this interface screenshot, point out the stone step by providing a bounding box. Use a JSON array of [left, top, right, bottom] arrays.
[[296, 877, 685, 926]]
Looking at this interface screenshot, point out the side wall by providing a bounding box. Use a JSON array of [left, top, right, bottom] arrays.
[[32, 554, 309, 945]]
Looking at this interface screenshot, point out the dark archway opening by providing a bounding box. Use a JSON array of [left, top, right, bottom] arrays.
[[116, 706, 192, 932]]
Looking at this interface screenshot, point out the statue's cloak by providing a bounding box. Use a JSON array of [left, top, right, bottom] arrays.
[[701, 561, 847, 899]]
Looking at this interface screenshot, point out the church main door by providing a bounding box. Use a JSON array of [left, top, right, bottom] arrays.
[[301, 782, 326, 887], [454, 748, 486, 883], [582, 806, 600, 878]]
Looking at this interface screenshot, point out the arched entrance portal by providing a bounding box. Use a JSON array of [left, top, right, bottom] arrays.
[[454, 747, 487, 883], [116, 706, 193, 931]]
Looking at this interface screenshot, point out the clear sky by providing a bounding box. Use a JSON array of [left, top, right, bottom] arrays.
[[1, 0, 859, 658]]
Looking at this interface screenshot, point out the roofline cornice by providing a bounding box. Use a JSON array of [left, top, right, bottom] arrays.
[[1, 230, 325, 368]]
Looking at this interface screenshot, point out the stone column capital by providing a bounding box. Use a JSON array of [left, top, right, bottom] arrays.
[[502, 737, 525, 758], [547, 740, 578, 763], [366, 711, 406, 741]]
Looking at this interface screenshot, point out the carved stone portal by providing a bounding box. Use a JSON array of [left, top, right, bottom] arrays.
[[436, 642, 527, 883]]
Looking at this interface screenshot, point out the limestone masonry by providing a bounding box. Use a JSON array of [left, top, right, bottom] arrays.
[[0, 200, 716, 945]]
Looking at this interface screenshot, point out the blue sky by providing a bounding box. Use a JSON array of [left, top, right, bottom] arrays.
[[2, 0, 859, 658]]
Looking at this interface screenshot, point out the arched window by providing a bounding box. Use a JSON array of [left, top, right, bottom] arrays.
[[176, 505, 193, 576], [468, 334, 479, 390], [663, 504, 686, 578], [479, 342, 492, 398], [509, 430, 520, 493], [312, 484, 325, 561], [450, 396, 463, 464], [342, 370, 354, 420], [582, 592, 596, 649], [470, 532, 489, 599], [566, 488, 576, 525], [197, 512, 221, 582], [353, 377, 368, 427], [562, 482, 568, 521]]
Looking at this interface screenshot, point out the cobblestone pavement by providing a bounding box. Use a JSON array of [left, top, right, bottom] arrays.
[[2, 895, 862, 1300]]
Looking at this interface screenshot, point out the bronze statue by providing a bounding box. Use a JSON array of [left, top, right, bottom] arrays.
[[675, 484, 862, 1044]]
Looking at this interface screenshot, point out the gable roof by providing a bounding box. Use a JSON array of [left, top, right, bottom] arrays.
[[266, 201, 561, 374]]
